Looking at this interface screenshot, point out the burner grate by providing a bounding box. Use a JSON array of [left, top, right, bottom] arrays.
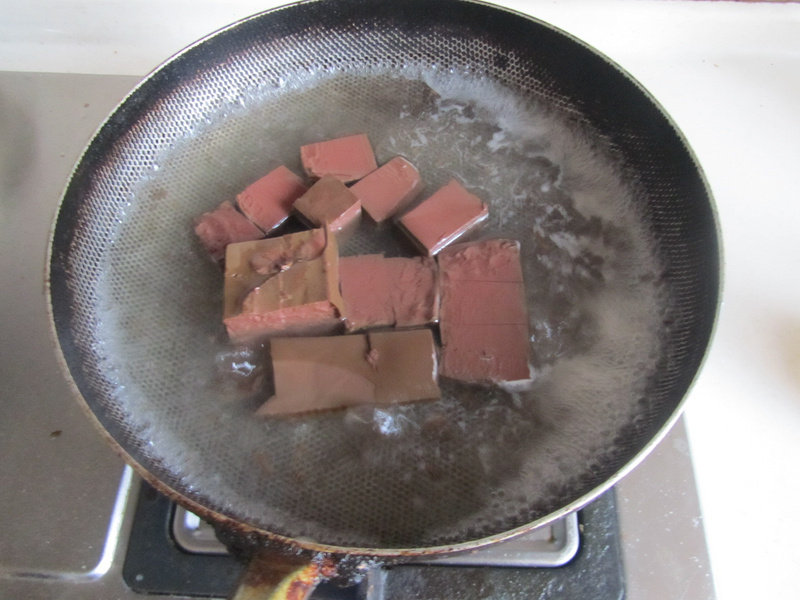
[[124, 480, 624, 599], [172, 505, 579, 568]]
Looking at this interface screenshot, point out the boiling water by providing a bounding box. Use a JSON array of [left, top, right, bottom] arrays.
[[93, 66, 670, 548]]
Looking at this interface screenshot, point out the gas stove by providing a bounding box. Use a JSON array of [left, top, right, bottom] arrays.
[[123, 481, 625, 599], [0, 70, 713, 600]]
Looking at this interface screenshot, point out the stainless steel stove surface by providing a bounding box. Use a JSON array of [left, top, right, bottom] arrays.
[[0, 70, 714, 600]]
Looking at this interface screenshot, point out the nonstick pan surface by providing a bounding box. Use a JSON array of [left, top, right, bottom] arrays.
[[49, 0, 719, 555]]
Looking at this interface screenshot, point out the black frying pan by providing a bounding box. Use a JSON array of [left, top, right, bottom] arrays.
[[48, 0, 719, 594]]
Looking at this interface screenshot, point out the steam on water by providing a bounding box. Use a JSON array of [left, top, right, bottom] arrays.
[[93, 66, 670, 547]]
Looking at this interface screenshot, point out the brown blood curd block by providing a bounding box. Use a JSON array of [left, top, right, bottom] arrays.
[[223, 228, 344, 343], [293, 176, 362, 239], [350, 156, 423, 223], [339, 254, 438, 331], [259, 328, 440, 416], [438, 239, 532, 384], [235, 165, 307, 233], [300, 133, 378, 183], [398, 179, 488, 256], [193, 200, 264, 262]]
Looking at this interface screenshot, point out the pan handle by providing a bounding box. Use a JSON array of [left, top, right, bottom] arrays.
[[230, 550, 337, 600]]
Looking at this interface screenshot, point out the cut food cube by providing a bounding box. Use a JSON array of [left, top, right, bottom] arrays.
[[300, 133, 378, 183], [260, 329, 440, 416], [398, 179, 488, 256], [438, 239, 532, 383], [367, 330, 441, 405], [236, 165, 308, 233], [292, 176, 362, 239], [266, 334, 374, 414], [437, 323, 532, 385], [223, 228, 327, 319], [339, 254, 438, 331], [223, 228, 343, 343], [193, 200, 264, 262], [350, 156, 423, 223]]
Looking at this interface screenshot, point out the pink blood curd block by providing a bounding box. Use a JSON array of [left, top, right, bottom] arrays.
[[293, 176, 362, 239], [222, 228, 344, 344], [350, 156, 423, 223], [236, 165, 307, 233], [193, 200, 263, 262], [339, 254, 438, 331], [437, 239, 532, 384], [300, 133, 378, 183], [398, 179, 488, 256], [259, 329, 440, 416]]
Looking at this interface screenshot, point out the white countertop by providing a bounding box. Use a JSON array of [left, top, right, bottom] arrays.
[[2, 1, 799, 599]]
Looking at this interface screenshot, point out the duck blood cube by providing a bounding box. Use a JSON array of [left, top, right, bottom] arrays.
[[193, 200, 264, 262], [350, 156, 424, 223], [339, 254, 438, 331], [293, 176, 362, 239], [300, 133, 378, 183], [437, 239, 532, 384], [223, 228, 327, 317], [259, 328, 440, 416], [398, 179, 488, 256], [236, 165, 307, 233], [366, 330, 440, 404], [223, 228, 343, 343]]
